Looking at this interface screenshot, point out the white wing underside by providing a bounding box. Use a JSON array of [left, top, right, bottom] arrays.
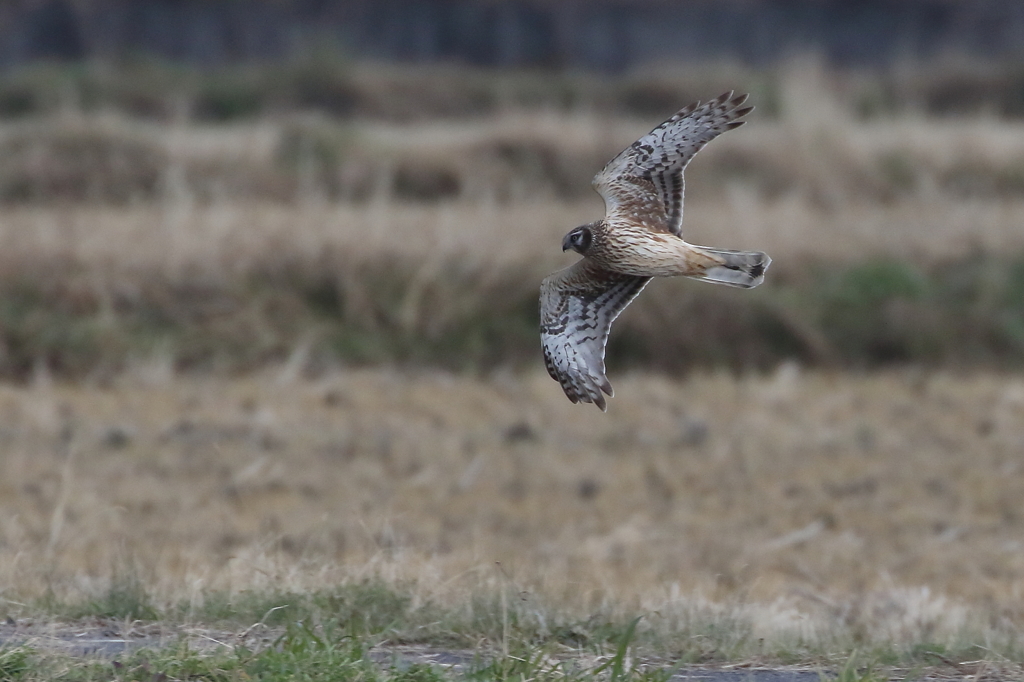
[[540, 260, 650, 411], [592, 91, 752, 236]]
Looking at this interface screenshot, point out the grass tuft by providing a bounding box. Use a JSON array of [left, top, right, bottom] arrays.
[[41, 571, 159, 622], [0, 647, 31, 679]]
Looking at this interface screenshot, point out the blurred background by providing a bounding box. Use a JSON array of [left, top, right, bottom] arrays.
[[1, 0, 1024, 374], [1, 0, 1024, 643]]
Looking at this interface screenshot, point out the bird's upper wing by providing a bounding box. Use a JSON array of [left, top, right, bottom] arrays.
[[540, 259, 651, 411], [593, 91, 752, 237]]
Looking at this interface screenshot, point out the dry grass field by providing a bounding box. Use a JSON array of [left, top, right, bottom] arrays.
[[2, 367, 1024, 652], [3, 134, 1024, 377], [1, 62, 1024, 672]]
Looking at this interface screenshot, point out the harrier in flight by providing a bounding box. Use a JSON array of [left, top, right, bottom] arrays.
[[541, 92, 770, 410]]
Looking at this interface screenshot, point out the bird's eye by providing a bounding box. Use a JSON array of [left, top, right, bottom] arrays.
[[573, 232, 584, 244]]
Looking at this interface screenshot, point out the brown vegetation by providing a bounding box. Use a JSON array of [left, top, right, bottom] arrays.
[[0, 62, 1023, 654], [1, 62, 1024, 377], [1, 367, 1023, 649]]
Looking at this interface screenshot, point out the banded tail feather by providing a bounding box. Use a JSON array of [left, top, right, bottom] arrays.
[[690, 246, 771, 289]]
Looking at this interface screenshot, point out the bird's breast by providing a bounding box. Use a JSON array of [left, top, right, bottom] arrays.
[[590, 226, 699, 277]]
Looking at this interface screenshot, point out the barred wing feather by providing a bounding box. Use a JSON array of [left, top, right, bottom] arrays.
[[592, 91, 752, 236], [540, 260, 650, 411]]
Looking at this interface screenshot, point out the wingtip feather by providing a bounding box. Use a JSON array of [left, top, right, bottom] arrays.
[[729, 92, 750, 107], [676, 100, 699, 117]]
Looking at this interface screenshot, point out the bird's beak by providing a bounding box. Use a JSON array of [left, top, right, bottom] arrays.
[[561, 234, 573, 252]]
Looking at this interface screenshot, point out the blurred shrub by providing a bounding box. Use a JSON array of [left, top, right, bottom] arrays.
[[876, 152, 919, 197], [482, 137, 595, 200], [3, 58, 1022, 124], [4, 110, 1024, 207], [285, 59, 358, 116], [275, 120, 353, 198], [391, 163, 462, 201], [1, 251, 1024, 379], [943, 160, 1024, 199], [0, 125, 165, 204], [193, 72, 265, 121], [816, 260, 931, 363], [912, 68, 1024, 118], [0, 64, 77, 119], [0, 83, 37, 118]]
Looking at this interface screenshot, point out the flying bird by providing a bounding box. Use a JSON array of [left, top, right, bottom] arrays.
[[540, 92, 771, 410]]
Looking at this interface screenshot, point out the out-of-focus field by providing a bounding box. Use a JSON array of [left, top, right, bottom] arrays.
[[2, 367, 1024, 647], [1, 61, 1024, 661], [3, 62, 1024, 378]]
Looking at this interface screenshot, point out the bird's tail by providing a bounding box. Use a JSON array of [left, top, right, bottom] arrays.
[[689, 246, 771, 288]]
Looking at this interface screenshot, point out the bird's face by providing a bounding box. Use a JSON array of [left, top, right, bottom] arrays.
[[562, 225, 594, 254]]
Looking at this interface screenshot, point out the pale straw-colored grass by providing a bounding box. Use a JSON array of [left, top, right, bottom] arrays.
[[1, 65, 1023, 655], [2, 196, 1024, 286]]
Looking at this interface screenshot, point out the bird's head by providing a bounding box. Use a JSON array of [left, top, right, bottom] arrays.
[[562, 224, 594, 254]]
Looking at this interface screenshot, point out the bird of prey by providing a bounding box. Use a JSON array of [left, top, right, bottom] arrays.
[[540, 92, 770, 410]]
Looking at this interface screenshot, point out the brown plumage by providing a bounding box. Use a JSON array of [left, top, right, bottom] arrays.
[[540, 92, 771, 411]]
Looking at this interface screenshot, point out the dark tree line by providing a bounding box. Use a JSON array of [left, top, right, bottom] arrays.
[[3, 0, 1024, 70]]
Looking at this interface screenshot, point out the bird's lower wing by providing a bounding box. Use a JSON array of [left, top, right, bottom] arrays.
[[540, 260, 650, 411]]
